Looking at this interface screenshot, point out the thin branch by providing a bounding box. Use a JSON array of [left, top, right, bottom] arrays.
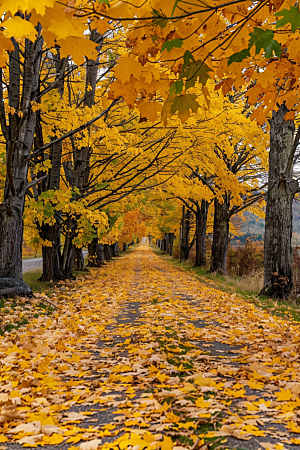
[[28, 98, 120, 162]]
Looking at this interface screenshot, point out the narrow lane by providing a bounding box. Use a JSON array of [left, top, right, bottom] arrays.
[[22, 257, 43, 273], [2, 244, 300, 450], [22, 251, 88, 273]]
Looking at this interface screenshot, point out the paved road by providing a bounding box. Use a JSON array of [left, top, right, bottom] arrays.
[[22, 251, 88, 273], [22, 257, 43, 273]]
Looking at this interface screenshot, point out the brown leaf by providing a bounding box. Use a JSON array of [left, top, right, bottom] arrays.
[[79, 439, 102, 450], [0, 405, 24, 424]]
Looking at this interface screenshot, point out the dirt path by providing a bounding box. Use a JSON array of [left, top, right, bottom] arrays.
[[1, 245, 300, 450]]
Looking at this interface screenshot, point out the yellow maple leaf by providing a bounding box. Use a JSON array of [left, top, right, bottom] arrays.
[[161, 435, 173, 450], [3, 16, 37, 42], [113, 57, 144, 84], [28, 0, 56, 14], [182, 382, 197, 392], [247, 380, 264, 389], [284, 111, 295, 121], [224, 388, 246, 398], [57, 37, 98, 65], [288, 421, 300, 433], [276, 388, 292, 402], [0, 0, 27, 16], [136, 100, 162, 122], [194, 374, 214, 387], [241, 425, 265, 436], [166, 411, 180, 423], [196, 396, 212, 408], [243, 401, 259, 411], [49, 14, 85, 40], [43, 434, 64, 445]]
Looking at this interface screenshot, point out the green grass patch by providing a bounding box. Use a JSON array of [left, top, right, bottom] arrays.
[[23, 269, 57, 296], [0, 291, 55, 336], [0, 270, 58, 336], [22, 254, 42, 260]]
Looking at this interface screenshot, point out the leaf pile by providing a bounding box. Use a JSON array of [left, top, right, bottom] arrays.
[[1, 245, 300, 449], [0, 295, 54, 336]]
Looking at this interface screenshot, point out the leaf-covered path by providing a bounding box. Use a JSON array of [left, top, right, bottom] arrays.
[[1, 245, 300, 450]]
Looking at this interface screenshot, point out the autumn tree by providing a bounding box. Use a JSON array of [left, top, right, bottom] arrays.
[[0, 2, 104, 293], [4, 1, 300, 295], [80, 0, 300, 294], [159, 85, 267, 272]]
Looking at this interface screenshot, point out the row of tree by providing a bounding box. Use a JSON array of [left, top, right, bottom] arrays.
[[1, 1, 300, 298]]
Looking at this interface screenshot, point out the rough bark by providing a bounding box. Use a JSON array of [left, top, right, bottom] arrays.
[[39, 53, 66, 281], [103, 244, 112, 261], [180, 206, 191, 262], [169, 233, 174, 256], [262, 104, 299, 297], [111, 242, 119, 256], [0, 279, 32, 297], [0, 206, 23, 279], [210, 198, 230, 274], [62, 29, 102, 274], [195, 200, 208, 267], [40, 223, 64, 282], [61, 217, 76, 279], [74, 248, 85, 270], [88, 240, 105, 267], [165, 233, 169, 254], [110, 243, 116, 258], [0, 33, 43, 287]]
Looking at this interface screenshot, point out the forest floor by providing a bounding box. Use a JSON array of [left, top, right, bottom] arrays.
[[1, 244, 300, 450]]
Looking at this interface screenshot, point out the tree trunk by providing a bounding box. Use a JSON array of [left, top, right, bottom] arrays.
[[61, 217, 76, 279], [110, 243, 116, 257], [169, 233, 174, 256], [165, 233, 169, 254], [88, 240, 105, 267], [39, 52, 66, 281], [41, 246, 62, 282], [0, 204, 23, 279], [74, 248, 85, 270], [39, 137, 64, 281], [63, 29, 102, 274], [180, 206, 191, 261], [103, 244, 112, 261], [195, 200, 208, 267], [210, 198, 229, 274], [113, 242, 119, 255], [262, 104, 298, 297], [0, 34, 43, 286], [40, 223, 64, 282]]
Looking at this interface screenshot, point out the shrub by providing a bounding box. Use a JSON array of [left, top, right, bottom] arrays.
[[227, 239, 264, 276]]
